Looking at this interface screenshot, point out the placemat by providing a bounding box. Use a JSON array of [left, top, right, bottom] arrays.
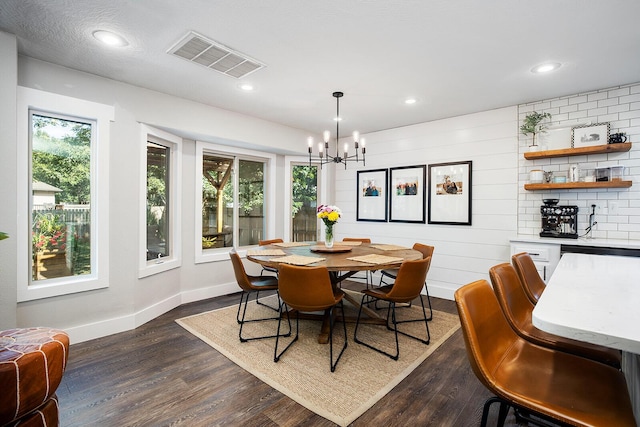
[[337, 241, 362, 246], [273, 242, 311, 248], [270, 255, 325, 266], [246, 249, 287, 256], [370, 244, 409, 251], [346, 254, 405, 265]]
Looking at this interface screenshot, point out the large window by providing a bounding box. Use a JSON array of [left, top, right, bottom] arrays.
[[17, 87, 113, 301], [196, 142, 275, 262], [31, 113, 93, 282], [139, 126, 181, 277]]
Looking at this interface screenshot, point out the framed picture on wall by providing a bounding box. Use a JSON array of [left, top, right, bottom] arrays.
[[356, 168, 388, 222], [389, 165, 426, 223], [571, 122, 610, 148], [428, 160, 472, 225]]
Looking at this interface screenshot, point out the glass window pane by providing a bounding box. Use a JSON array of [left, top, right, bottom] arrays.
[[202, 154, 234, 249], [146, 141, 170, 260], [291, 165, 318, 242], [31, 114, 92, 281], [238, 159, 265, 246]]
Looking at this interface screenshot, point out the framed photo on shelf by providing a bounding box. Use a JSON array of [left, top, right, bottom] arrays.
[[428, 160, 472, 225], [356, 168, 388, 222], [571, 122, 610, 148], [389, 165, 426, 223]]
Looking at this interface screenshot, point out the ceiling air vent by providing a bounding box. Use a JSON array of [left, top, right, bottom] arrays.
[[168, 31, 264, 79]]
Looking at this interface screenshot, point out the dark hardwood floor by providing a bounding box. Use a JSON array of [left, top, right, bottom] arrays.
[[56, 282, 523, 426]]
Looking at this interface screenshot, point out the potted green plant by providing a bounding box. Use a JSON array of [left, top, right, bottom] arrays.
[[520, 111, 551, 151], [0, 232, 7, 240]]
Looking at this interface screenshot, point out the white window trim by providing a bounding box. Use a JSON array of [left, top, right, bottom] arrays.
[[195, 141, 276, 263], [283, 156, 328, 242], [138, 124, 182, 278], [17, 87, 113, 302]]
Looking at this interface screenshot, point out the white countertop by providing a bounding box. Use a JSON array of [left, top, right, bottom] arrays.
[[532, 253, 640, 354], [510, 235, 640, 249]]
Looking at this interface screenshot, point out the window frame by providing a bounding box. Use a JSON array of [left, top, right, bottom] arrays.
[[195, 141, 276, 263], [138, 125, 182, 278], [17, 87, 113, 302]]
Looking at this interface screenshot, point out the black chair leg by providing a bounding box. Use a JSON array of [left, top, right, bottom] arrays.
[[481, 396, 511, 427], [274, 306, 298, 362], [354, 295, 400, 360], [388, 295, 430, 345], [238, 291, 290, 342], [255, 290, 280, 312], [329, 301, 348, 372]]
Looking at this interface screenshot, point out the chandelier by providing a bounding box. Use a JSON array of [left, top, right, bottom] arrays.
[[308, 91, 365, 169]]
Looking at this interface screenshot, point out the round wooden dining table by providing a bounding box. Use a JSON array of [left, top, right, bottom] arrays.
[[246, 241, 423, 343]]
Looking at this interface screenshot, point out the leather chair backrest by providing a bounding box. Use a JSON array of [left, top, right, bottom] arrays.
[[259, 238, 284, 246], [342, 237, 371, 243], [386, 257, 431, 302], [412, 243, 434, 260], [229, 249, 255, 292], [511, 252, 546, 304], [489, 263, 535, 335], [454, 280, 520, 394], [278, 264, 336, 312]]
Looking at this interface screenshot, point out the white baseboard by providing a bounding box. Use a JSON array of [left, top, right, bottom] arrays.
[[65, 281, 240, 344]]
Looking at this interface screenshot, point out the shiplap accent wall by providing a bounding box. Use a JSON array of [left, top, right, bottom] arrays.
[[333, 107, 519, 299], [518, 82, 640, 239]]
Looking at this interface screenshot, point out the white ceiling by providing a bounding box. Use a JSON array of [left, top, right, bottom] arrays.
[[2, 0, 640, 139]]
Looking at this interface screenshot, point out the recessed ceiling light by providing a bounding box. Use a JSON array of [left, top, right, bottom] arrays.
[[404, 98, 417, 105], [239, 84, 254, 91], [92, 30, 129, 47], [531, 62, 561, 74]]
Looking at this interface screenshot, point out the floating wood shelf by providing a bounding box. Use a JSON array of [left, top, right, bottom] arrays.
[[524, 143, 632, 160], [524, 181, 633, 191]]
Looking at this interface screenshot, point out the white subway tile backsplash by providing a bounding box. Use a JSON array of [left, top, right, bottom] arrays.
[[518, 81, 640, 241]]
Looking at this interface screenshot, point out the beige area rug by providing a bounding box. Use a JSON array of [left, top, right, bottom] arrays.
[[176, 292, 460, 426]]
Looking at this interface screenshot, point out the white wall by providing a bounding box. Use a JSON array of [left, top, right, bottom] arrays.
[[518, 82, 640, 239], [334, 107, 520, 299], [8, 56, 311, 342], [0, 32, 18, 328]]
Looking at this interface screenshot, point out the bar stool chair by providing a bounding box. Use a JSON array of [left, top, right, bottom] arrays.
[[455, 280, 635, 427], [258, 238, 284, 277], [274, 264, 348, 372], [354, 257, 431, 360], [229, 249, 289, 342], [489, 262, 621, 369], [511, 252, 546, 304], [378, 243, 434, 320]]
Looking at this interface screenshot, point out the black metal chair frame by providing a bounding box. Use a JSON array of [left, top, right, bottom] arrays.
[[353, 293, 430, 360], [379, 270, 433, 320], [481, 396, 573, 427], [274, 301, 348, 372], [236, 288, 291, 342]]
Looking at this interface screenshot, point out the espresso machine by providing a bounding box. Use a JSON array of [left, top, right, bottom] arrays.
[[540, 199, 578, 239]]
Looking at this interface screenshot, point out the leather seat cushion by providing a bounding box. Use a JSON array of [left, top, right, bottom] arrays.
[[0, 328, 69, 425]]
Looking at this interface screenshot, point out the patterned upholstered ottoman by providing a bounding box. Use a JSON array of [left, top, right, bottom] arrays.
[[0, 328, 69, 427]]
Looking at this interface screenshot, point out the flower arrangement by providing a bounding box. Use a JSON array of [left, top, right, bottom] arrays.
[[32, 212, 67, 253], [317, 204, 341, 247], [316, 204, 341, 226]]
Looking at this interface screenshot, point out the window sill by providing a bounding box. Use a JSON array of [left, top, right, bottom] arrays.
[[138, 257, 181, 278], [18, 276, 108, 302]]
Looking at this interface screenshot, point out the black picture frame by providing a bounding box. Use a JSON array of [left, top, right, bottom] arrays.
[[389, 165, 426, 223], [428, 161, 472, 225], [356, 169, 388, 222]]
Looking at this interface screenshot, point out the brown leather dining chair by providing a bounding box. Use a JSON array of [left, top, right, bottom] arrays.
[[229, 249, 289, 342], [354, 256, 431, 360], [455, 280, 636, 427], [274, 263, 348, 372], [258, 238, 284, 277], [341, 237, 373, 287], [489, 262, 621, 369], [511, 252, 546, 304], [378, 243, 434, 320]]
